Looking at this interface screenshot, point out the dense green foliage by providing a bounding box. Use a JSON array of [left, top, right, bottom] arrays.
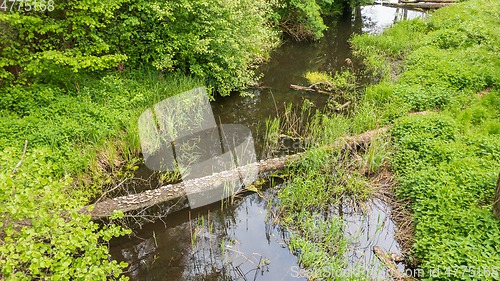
[[0, 148, 131, 280], [0, 0, 367, 278], [0, 71, 201, 185], [0, 0, 129, 82], [105, 0, 279, 95], [352, 0, 500, 279], [0, 71, 201, 280], [391, 114, 500, 280], [0, 0, 366, 96], [0, 0, 278, 95], [273, 0, 370, 40]]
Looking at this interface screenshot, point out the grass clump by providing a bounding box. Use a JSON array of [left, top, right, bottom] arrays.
[[274, 148, 374, 280], [266, 100, 391, 279], [304, 69, 357, 94]]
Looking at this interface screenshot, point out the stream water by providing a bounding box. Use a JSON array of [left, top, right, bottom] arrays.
[[109, 6, 424, 280]]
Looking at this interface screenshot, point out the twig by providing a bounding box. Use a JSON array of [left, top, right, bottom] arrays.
[[335, 101, 352, 112], [322, 79, 335, 89], [10, 140, 28, 178], [95, 177, 129, 204]]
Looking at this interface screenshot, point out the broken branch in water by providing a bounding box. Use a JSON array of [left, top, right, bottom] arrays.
[[335, 101, 351, 112], [290, 84, 340, 96]]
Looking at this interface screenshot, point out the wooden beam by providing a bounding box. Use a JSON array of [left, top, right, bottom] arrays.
[[381, 2, 452, 8]]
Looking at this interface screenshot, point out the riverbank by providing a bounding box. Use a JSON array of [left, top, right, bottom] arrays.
[[0, 70, 203, 279], [1, 69, 202, 196], [350, 0, 500, 277], [2, 0, 498, 279]]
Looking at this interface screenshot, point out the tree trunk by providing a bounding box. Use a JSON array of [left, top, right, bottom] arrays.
[[80, 112, 433, 220], [494, 171, 500, 220], [81, 126, 391, 220]]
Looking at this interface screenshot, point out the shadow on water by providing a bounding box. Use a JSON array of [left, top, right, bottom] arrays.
[[109, 7, 425, 280]]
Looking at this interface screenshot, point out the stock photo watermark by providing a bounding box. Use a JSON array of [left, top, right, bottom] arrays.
[[290, 265, 499, 279], [290, 265, 386, 279], [1, 0, 55, 12]]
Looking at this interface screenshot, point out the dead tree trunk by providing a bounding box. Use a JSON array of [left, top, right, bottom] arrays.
[[80, 126, 390, 220], [494, 171, 500, 220], [81, 112, 436, 220]]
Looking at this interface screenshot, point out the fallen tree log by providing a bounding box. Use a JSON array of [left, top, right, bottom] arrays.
[[290, 84, 339, 96], [382, 2, 452, 8], [80, 126, 391, 220], [80, 111, 437, 220]]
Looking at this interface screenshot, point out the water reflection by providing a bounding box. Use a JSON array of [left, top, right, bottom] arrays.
[[109, 184, 303, 281], [361, 5, 426, 33], [211, 7, 425, 160]]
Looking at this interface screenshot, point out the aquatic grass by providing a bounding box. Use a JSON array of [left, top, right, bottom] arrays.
[[360, 132, 392, 175], [363, 81, 395, 108], [305, 69, 357, 93], [271, 144, 381, 279], [351, 101, 381, 135]]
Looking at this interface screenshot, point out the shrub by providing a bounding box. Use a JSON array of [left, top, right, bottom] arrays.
[[107, 0, 279, 95], [0, 148, 131, 280]]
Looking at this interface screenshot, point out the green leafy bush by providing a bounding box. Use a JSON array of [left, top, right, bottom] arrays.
[[0, 0, 129, 85], [0, 148, 131, 280], [106, 0, 279, 95], [0, 0, 278, 96], [272, 0, 370, 40]]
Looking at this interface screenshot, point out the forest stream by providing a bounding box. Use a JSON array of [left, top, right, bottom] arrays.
[[108, 6, 425, 280]]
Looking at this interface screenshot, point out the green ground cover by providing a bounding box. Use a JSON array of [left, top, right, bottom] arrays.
[[350, 0, 500, 279], [269, 0, 500, 280]]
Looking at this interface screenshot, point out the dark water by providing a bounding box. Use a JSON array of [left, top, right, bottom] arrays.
[[211, 6, 424, 160], [109, 6, 424, 281]]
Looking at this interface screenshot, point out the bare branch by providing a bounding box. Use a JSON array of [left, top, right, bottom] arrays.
[[10, 140, 28, 178]]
